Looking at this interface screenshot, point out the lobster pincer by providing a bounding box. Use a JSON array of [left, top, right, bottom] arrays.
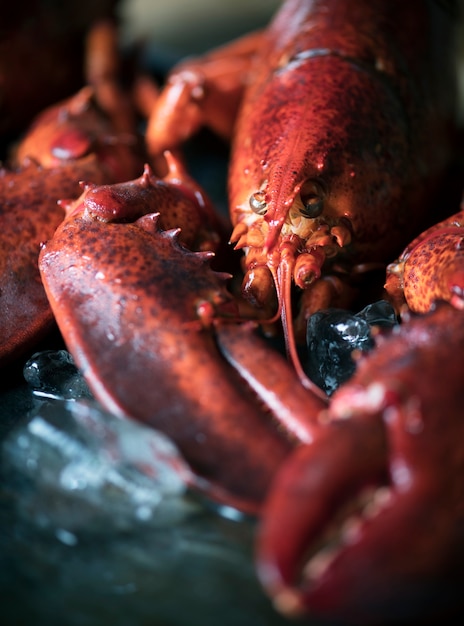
[[38, 168, 328, 514], [257, 302, 464, 623]]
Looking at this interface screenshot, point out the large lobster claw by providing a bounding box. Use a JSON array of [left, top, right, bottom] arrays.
[[38, 168, 329, 514], [257, 302, 464, 623]]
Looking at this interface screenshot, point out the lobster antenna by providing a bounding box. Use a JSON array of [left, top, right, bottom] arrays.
[[272, 256, 328, 401]]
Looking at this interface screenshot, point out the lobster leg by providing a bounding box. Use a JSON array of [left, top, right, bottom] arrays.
[[257, 302, 464, 623], [84, 19, 137, 136], [215, 321, 327, 440], [144, 30, 263, 157]]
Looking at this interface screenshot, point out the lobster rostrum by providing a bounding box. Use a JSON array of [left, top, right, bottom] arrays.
[[145, 0, 460, 388]]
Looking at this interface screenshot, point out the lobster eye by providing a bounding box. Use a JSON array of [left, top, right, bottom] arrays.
[[300, 181, 324, 218], [249, 191, 268, 215]]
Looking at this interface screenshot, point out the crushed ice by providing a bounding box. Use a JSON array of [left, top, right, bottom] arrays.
[[3, 398, 195, 531]]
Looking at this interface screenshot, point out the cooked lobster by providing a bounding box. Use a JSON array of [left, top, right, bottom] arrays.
[[2, 0, 464, 624], [386, 203, 464, 314], [145, 0, 461, 387]]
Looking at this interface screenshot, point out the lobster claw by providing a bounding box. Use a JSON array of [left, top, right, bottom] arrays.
[[257, 302, 464, 623], [39, 169, 329, 515], [386, 207, 464, 314]]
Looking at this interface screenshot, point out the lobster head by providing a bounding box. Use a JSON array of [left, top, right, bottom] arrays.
[[229, 49, 417, 388]]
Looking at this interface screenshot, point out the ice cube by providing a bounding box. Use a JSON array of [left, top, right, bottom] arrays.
[[357, 300, 398, 327], [23, 349, 93, 400], [305, 300, 398, 395]]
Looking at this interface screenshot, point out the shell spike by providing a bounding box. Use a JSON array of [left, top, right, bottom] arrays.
[[134, 212, 161, 234], [57, 198, 76, 216], [214, 271, 234, 283], [234, 235, 249, 250], [196, 250, 216, 263], [79, 180, 96, 191], [230, 222, 248, 245], [163, 227, 182, 241], [69, 86, 94, 115]]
